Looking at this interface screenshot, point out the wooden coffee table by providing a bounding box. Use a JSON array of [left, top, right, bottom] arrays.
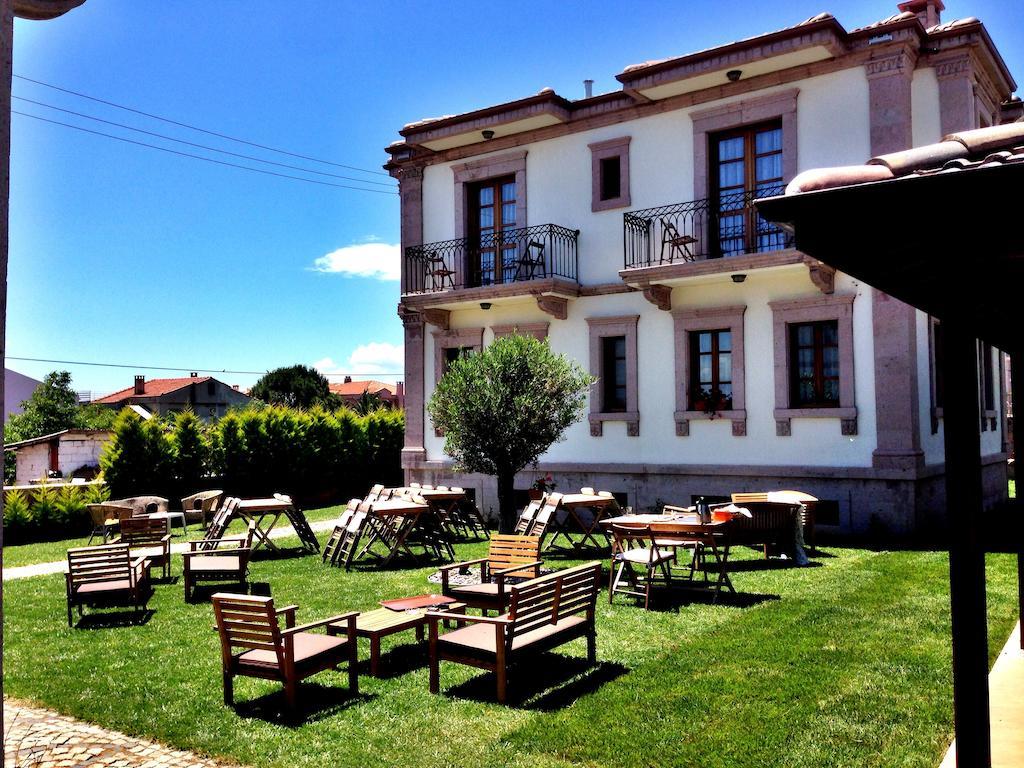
[[329, 599, 466, 677]]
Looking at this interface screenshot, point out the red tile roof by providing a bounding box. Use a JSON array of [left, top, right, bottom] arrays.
[[95, 377, 212, 404], [329, 380, 397, 397], [784, 122, 1024, 196]]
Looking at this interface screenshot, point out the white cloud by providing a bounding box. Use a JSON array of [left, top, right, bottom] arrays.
[[313, 342, 404, 377], [310, 242, 400, 280]]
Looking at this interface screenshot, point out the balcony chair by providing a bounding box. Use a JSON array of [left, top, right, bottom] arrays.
[[514, 240, 546, 280], [660, 218, 697, 263]]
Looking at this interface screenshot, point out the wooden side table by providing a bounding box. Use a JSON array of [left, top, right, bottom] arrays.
[[330, 602, 466, 677]]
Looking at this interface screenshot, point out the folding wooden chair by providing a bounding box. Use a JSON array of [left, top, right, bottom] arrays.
[[338, 504, 373, 571], [514, 496, 544, 535], [608, 523, 676, 610], [660, 218, 697, 263], [212, 593, 358, 712], [528, 492, 562, 542], [323, 499, 360, 566]]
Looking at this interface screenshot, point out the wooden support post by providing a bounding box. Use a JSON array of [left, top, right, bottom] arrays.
[[941, 320, 991, 767], [1012, 348, 1024, 650]]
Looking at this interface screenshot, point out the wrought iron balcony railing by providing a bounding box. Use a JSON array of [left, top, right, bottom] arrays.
[[623, 186, 794, 270], [403, 223, 579, 295]]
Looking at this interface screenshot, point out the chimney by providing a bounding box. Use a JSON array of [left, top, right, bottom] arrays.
[[583, 79, 594, 99], [232, 384, 240, 390], [190, 371, 198, 378], [134, 375, 145, 395], [344, 375, 352, 383], [396, 381, 405, 409], [897, 0, 943, 28]]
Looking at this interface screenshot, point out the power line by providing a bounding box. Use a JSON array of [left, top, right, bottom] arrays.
[[13, 110, 399, 195], [7, 356, 404, 377], [12, 95, 396, 187], [14, 73, 392, 178]]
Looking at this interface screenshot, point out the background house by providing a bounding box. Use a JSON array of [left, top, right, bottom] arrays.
[[387, 0, 1013, 535], [4, 368, 41, 419], [94, 374, 251, 419], [6, 428, 111, 484], [329, 376, 405, 408]]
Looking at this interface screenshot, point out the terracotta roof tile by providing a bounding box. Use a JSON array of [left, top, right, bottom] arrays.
[[95, 377, 212, 404], [329, 380, 397, 397], [784, 121, 1024, 195]]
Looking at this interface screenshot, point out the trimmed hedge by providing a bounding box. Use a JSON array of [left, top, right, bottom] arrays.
[[100, 406, 404, 504]]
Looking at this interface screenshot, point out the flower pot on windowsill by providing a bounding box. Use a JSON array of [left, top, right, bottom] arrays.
[[527, 489, 544, 501]]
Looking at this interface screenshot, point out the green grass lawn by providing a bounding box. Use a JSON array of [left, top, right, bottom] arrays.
[[1, 505, 342, 569], [3, 528, 1020, 768]]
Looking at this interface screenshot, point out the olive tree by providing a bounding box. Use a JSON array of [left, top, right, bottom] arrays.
[[427, 334, 592, 532]]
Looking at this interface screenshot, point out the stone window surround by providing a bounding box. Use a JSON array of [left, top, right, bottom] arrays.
[[491, 322, 549, 341], [672, 305, 747, 437], [587, 315, 640, 437], [452, 150, 528, 241], [691, 88, 799, 208], [769, 293, 857, 436], [432, 327, 484, 437], [588, 136, 631, 212]]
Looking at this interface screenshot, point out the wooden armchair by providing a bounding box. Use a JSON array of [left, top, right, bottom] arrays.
[[117, 516, 172, 580], [438, 534, 542, 613], [212, 593, 358, 711], [183, 520, 255, 601], [180, 490, 223, 528], [427, 561, 601, 703], [65, 544, 150, 626]]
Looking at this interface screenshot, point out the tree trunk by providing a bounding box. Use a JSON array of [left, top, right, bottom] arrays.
[[496, 469, 516, 534]]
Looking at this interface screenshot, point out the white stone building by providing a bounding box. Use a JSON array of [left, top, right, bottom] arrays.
[[386, 1, 1014, 534], [7, 429, 111, 484]]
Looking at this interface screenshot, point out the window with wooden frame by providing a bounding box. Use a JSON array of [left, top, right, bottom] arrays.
[[789, 320, 840, 408], [979, 341, 995, 430], [467, 176, 517, 287], [587, 315, 639, 437], [588, 136, 631, 212], [601, 335, 628, 413], [710, 121, 785, 258], [689, 329, 733, 411]]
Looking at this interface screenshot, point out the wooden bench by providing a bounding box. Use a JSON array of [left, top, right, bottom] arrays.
[[65, 544, 150, 626], [427, 561, 601, 703]]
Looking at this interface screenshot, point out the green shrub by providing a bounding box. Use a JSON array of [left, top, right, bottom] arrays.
[[171, 410, 208, 498], [54, 484, 88, 531], [100, 409, 174, 498], [83, 482, 111, 504], [3, 490, 33, 542], [30, 484, 59, 530]]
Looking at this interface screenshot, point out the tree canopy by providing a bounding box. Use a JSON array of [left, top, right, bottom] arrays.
[[5, 371, 116, 442], [249, 365, 341, 409], [427, 334, 592, 531]]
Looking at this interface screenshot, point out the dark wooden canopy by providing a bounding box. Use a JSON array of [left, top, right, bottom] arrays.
[[759, 153, 1023, 768]]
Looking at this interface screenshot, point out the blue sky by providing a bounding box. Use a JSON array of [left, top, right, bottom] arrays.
[[9, 0, 1021, 396]]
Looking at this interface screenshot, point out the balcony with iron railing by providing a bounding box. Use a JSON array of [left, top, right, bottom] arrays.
[[622, 186, 796, 272], [402, 223, 580, 301]]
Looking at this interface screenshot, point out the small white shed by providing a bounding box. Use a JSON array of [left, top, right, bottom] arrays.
[[6, 429, 111, 484]]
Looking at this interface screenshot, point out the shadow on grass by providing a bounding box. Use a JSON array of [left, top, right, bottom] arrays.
[[233, 681, 373, 725], [74, 608, 156, 629], [250, 548, 314, 563], [362, 640, 435, 679], [725, 559, 823, 573], [443, 654, 628, 710], [613, 587, 781, 611]]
